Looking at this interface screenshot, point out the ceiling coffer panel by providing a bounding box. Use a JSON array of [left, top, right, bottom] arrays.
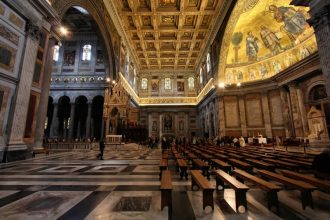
[[113, 0, 226, 70]]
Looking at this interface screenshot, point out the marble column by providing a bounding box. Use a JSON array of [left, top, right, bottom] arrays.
[[7, 23, 41, 148], [280, 88, 293, 137], [288, 84, 304, 137], [68, 103, 75, 140], [50, 103, 58, 137], [296, 87, 309, 136], [34, 37, 58, 148], [238, 96, 247, 137], [85, 102, 92, 138], [261, 93, 273, 138], [308, 1, 330, 97]]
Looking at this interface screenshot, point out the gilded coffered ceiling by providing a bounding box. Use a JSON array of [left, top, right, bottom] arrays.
[[110, 0, 229, 71]]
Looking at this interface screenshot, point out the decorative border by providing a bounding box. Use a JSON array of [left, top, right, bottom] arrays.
[[119, 73, 215, 106]]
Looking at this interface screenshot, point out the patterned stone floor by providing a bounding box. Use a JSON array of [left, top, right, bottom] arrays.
[[0, 147, 329, 220]]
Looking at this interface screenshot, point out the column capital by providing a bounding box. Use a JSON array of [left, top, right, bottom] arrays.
[[25, 21, 42, 42]]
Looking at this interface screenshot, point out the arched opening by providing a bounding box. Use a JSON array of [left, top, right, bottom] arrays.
[[91, 96, 104, 140], [307, 84, 330, 138], [73, 96, 88, 139], [57, 96, 71, 140], [45, 97, 54, 138]]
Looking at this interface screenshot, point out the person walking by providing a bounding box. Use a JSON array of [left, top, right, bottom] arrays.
[[97, 139, 105, 160]]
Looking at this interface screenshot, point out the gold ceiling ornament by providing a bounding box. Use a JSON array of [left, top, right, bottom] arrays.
[[109, 0, 228, 71]]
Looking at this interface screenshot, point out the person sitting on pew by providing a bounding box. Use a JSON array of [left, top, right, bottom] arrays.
[[312, 149, 330, 179], [239, 136, 246, 147], [233, 137, 240, 148]]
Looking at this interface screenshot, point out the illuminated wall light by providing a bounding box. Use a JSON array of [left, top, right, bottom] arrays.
[[218, 82, 225, 88], [106, 77, 111, 82], [237, 82, 241, 87], [112, 80, 116, 84], [60, 26, 68, 36]]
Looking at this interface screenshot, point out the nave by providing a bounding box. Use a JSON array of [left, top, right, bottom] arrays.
[[0, 146, 329, 220]]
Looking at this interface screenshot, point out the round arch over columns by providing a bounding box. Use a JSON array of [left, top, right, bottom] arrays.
[[50, 0, 119, 79]]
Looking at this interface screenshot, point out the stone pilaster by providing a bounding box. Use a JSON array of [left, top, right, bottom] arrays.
[[218, 96, 226, 137], [296, 87, 309, 136], [68, 103, 75, 140], [86, 102, 92, 138], [7, 23, 41, 148], [238, 96, 247, 137], [288, 84, 304, 138], [308, 2, 330, 96], [261, 93, 273, 138], [34, 37, 57, 148], [279, 88, 293, 137]]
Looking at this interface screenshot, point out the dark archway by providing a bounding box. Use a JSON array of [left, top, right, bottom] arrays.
[[92, 96, 104, 140], [45, 96, 54, 138], [73, 96, 88, 139], [58, 96, 71, 139]]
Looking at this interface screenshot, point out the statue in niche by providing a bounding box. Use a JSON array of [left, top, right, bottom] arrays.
[[307, 106, 327, 140], [164, 114, 172, 131], [246, 31, 259, 61], [152, 121, 157, 131], [260, 25, 282, 55], [269, 5, 307, 41]]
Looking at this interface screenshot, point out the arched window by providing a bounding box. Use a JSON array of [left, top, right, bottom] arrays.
[[53, 45, 60, 61], [188, 77, 194, 89], [199, 68, 203, 84], [165, 78, 171, 90], [309, 85, 327, 101], [141, 78, 148, 89], [206, 53, 211, 73], [82, 44, 92, 61]]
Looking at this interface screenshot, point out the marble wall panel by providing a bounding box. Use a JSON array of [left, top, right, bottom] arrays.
[[268, 90, 284, 126], [245, 94, 263, 127], [224, 96, 240, 128]]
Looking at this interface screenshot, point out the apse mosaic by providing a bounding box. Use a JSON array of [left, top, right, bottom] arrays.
[[221, 0, 317, 83]]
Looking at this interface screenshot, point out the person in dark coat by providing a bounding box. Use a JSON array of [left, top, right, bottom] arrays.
[[312, 149, 330, 178], [97, 139, 105, 160]]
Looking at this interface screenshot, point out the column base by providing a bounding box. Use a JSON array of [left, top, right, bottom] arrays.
[[1, 143, 31, 162]]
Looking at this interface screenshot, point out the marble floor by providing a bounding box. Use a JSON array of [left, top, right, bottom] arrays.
[[0, 147, 329, 220]]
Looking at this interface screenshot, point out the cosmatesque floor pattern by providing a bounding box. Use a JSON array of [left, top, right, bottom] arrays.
[[0, 147, 329, 220]]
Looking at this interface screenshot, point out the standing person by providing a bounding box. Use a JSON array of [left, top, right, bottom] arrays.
[[97, 139, 105, 160]]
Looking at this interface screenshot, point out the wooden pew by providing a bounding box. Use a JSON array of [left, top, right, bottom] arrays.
[[233, 169, 281, 212], [281, 170, 330, 191], [191, 170, 215, 211], [246, 159, 275, 171], [257, 169, 317, 209], [211, 159, 231, 173], [263, 158, 298, 170], [160, 170, 173, 211], [228, 159, 253, 172], [192, 159, 210, 179], [213, 170, 249, 213], [159, 159, 168, 180], [177, 159, 188, 180]]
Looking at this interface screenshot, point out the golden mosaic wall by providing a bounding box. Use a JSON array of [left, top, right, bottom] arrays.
[[219, 0, 318, 83]]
